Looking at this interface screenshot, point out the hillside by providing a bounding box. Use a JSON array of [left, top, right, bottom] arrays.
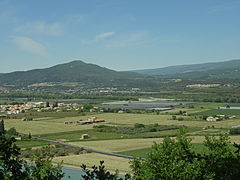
[[133, 59, 240, 79], [0, 60, 156, 87]]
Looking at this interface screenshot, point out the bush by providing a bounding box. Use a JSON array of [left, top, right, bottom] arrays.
[[134, 123, 145, 128], [6, 127, 18, 136], [229, 127, 240, 135]]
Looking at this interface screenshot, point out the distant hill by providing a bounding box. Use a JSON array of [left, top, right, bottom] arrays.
[[1, 59, 240, 88], [0, 60, 155, 87], [133, 59, 240, 79]]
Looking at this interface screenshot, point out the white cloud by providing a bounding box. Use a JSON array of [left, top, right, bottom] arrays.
[[106, 32, 147, 48], [13, 36, 46, 55], [14, 21, 63, 36], [96, 32, 116, 40]]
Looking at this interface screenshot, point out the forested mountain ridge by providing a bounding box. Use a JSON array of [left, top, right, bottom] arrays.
[[1, 59, 240, 88], [0, 60, 139, 86], [133, 59, 240, 79]]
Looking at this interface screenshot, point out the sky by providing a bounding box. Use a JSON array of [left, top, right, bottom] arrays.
[[1, 0, 240, 73]]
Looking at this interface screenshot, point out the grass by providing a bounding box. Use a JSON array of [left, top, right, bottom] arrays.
[[5, 111, 240, 135], [68, 138, 164, 152], [16, 139, 49, 149], [39, 128, 182, 142], [117, 148, 151, 158], [39, 129, 130, 141], [9, 111, 85, 119], [53, 153, 131, 173], [196, 109, 240, 116], [116, 142, 238, 158], [189, 135, 240, 144], [4, 118, 95, 135], [69, 135, 240, 153], [116, 144, 207, 159]]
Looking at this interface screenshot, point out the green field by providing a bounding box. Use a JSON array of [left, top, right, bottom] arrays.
[[197, 109, 240, 116], [16, 139, 49, 149]]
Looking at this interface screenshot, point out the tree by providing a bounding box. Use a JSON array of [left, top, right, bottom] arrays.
[[28, 132, 32, 139], [29, 146, 64, 180], [6, 127, 18, 136], [130, 130, 240, 180], [80, 160, 131, 180], [0, 132, 64, 180], [46, 102, 50, 107], [0, 120, 5, 134], [81, 104, 93, 112], [0, 133, 29, 179]]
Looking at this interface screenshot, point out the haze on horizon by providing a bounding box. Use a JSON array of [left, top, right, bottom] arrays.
[[1, 0, 240, 73]]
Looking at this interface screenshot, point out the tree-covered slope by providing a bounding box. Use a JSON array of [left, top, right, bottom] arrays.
[[133, 59, 240, 79], [0, 60, 140, 86]]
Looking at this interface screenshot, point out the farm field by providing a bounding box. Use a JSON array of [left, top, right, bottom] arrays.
[[16, 139, 50, 149], [4, 118, 95, 135], [3, 101, 240, 173], [196, 109, 240, 116], [116, 142, 238, 158], [162, 102, 226, 114], [4, 107, 240, 136], [53, 153, 131, 172], [69, 135, 240, 153], [69, 138, 164, 152]]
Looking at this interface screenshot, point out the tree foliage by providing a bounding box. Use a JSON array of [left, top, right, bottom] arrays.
[[130, 130, 240, 180], [81, 160, 119, 180], [0, 121, 64, 180]]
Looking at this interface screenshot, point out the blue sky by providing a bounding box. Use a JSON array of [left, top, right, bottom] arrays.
[[1, 0, 240, 73]]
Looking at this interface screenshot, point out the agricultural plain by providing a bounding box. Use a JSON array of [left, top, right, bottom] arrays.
[[3, 102, 240, 171]]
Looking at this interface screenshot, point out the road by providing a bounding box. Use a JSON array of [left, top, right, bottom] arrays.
[[33, 137, 135, 160]]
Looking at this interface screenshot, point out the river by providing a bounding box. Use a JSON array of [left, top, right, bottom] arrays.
[[62, 167, 85, 180]]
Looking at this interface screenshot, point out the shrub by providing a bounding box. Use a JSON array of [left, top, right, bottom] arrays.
[[134, 123, 145, 128], [229, 127, 240, 135]]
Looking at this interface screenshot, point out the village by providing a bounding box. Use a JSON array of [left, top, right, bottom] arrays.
[[0, 101, 99, 115]]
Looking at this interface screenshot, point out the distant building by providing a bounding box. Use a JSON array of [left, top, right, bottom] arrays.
[[81, 134, 90, 139]]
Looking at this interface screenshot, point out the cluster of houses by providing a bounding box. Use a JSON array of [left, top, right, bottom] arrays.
[[0, 104, 32, 115], [186, 84, 220, 88], [206, 115, 236, 122], [0, 101, 100, 115], [0, 102, 62, 115], [0, 87, 9, 93], [64, 116, 105, 125]]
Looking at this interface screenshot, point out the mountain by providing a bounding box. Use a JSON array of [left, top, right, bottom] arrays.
[[2, 59, 240, 89], [0, 60, 132, 85], [133, 59, 240, 79], [0, 60, 154, 87]]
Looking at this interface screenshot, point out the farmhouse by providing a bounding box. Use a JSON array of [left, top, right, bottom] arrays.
[[77, 117, 105, 125], [88, 117, 97, 122], [64, 121, 73, 125], [94, 118, 105, 123], [77, 120, 92, 125], [81, 134, 90, 139], [206, 115, 228, 122]]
